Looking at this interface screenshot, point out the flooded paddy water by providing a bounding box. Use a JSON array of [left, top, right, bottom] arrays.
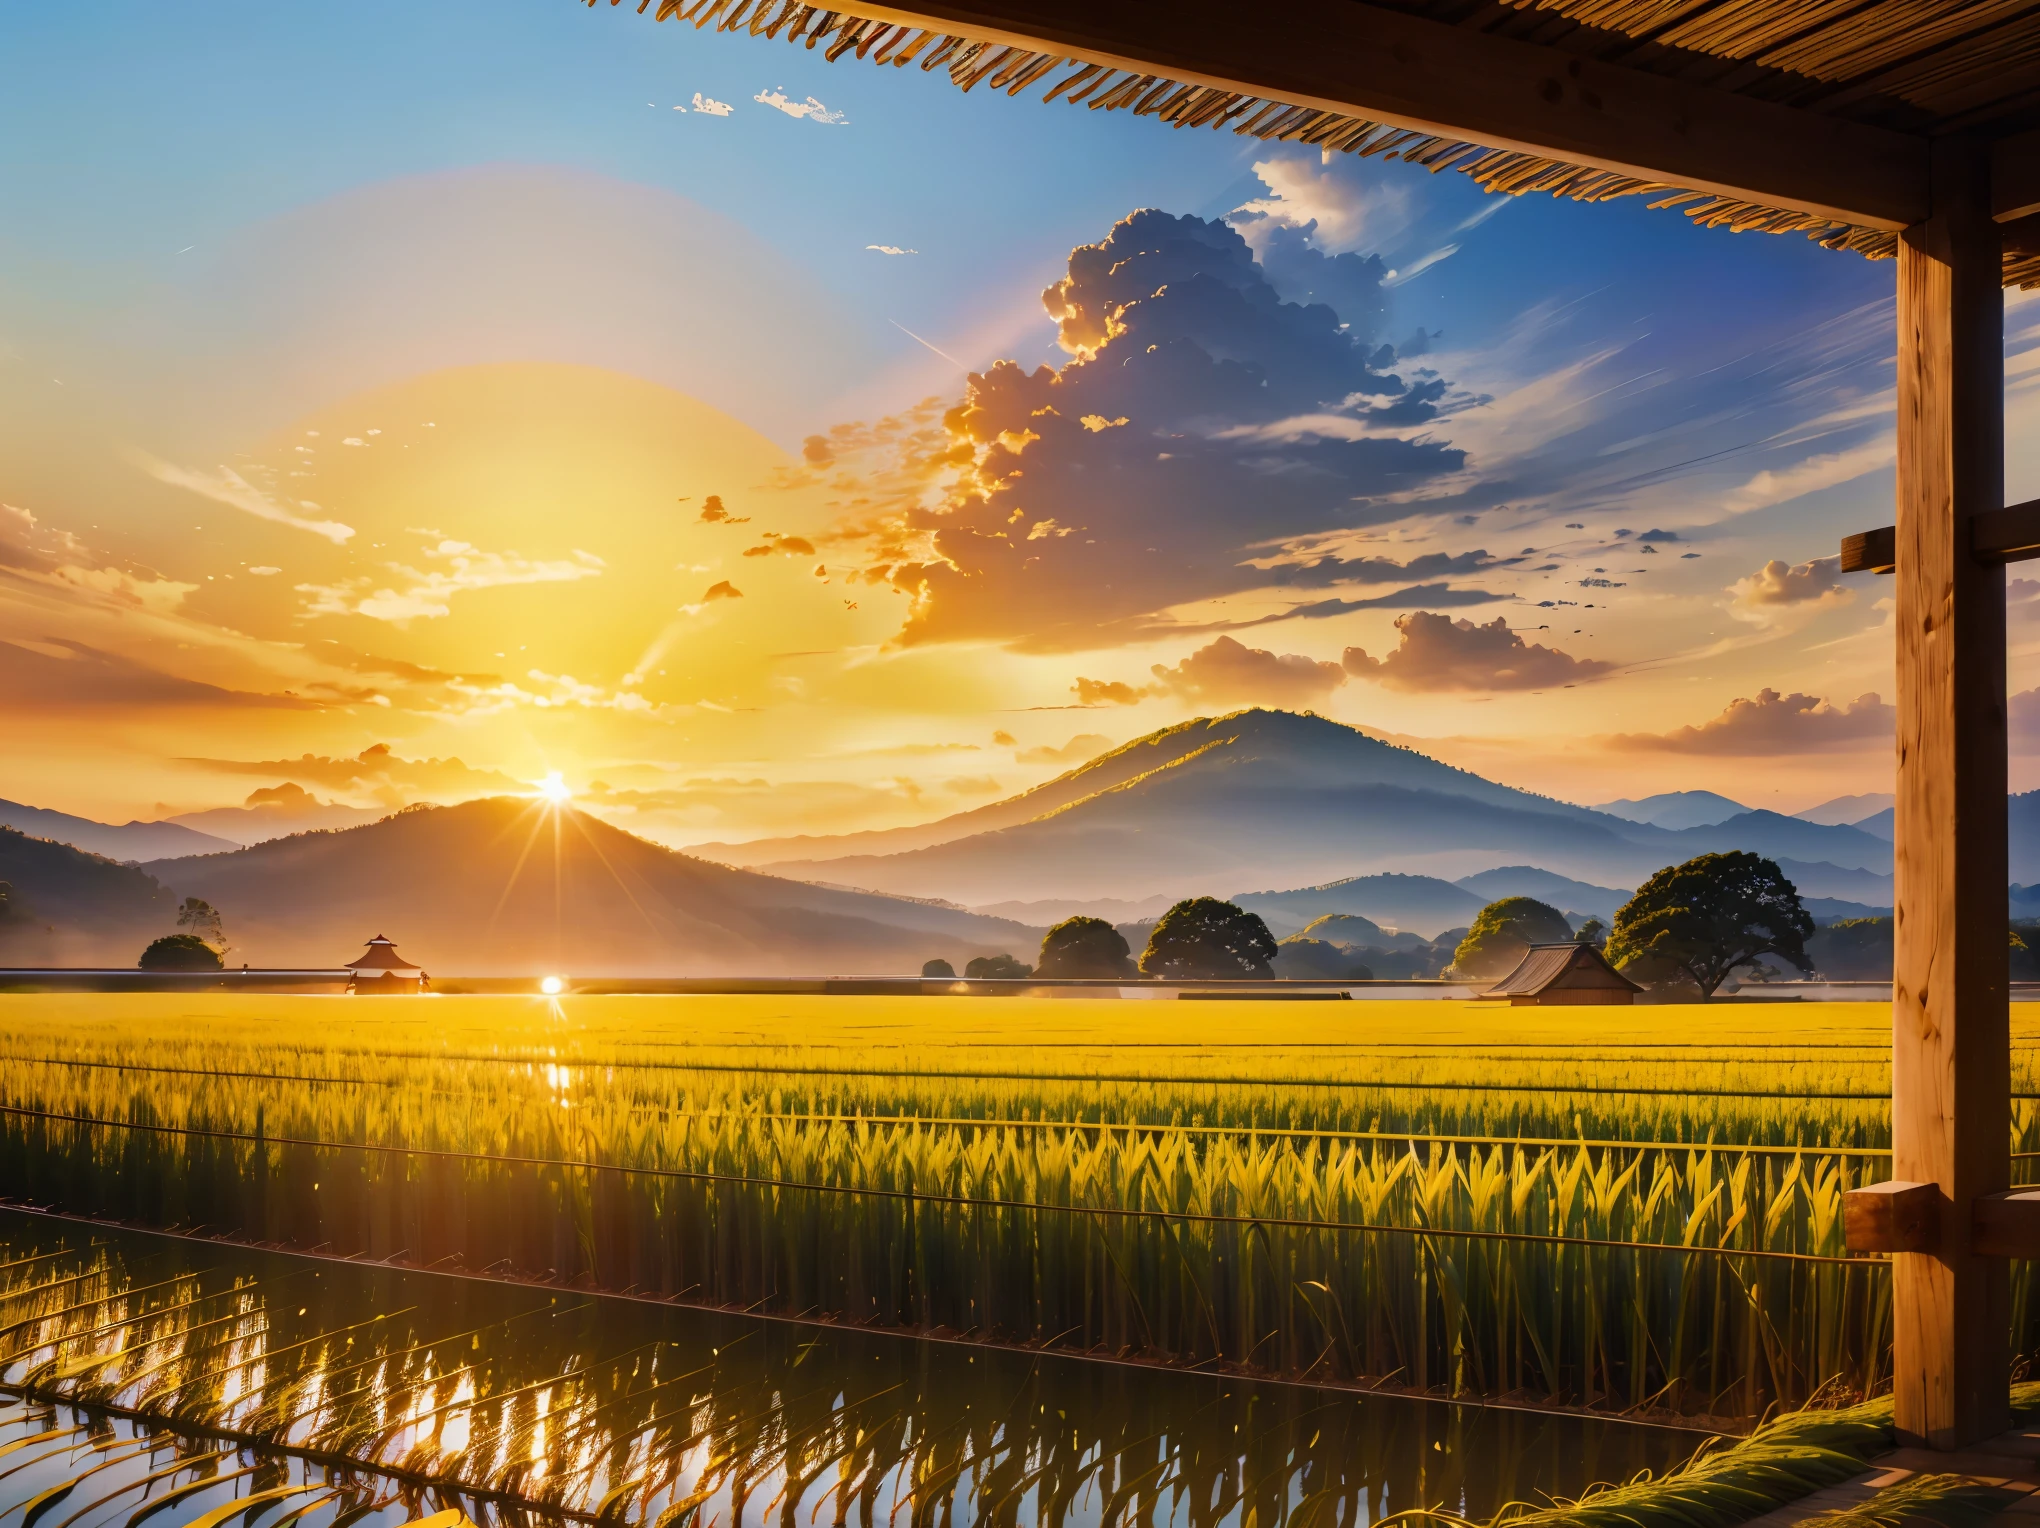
[[0, 1210, 1703, 1527]]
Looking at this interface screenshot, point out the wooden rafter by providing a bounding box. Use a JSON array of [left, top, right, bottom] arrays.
[[600, 0, 2040, 282]]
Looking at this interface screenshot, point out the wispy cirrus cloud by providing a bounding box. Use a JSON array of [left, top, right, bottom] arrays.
[[298, 538, 604, 622], [139, 456, 356, 544], [1722, 436, 1892, 515]]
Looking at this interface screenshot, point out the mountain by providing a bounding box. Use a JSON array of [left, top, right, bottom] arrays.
[[1234, 873, 1488, 938], [1453, 866, 1630, 920], [968, 894, 1178, 926], [1796, 793, 1894, 827], [1772, 859, 1892, 902], [1590, 791, 1750, 830], [162, 784, 380, 847], [148, 797, 1039, 974], [0, 799, 234, 862], [0, 826, 181, 964], [706, 710, 1894, 905]]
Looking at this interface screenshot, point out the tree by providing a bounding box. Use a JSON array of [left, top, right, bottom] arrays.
[[1449, 897, 1572, 980], [1036, 916, 1134, 979], [1140, 898, 1278, 979], [1272, 937, 1373, 981], [1607, 851, 1813, 998], [921, 958, 957, 979], [1573, 917, 1607, 946], [139, 934, 224, 971], [176, 897, 225, 950], [965, 953, 1032, 979]]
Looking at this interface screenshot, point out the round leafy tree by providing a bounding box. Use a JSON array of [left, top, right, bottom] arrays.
[[1139, 898, 1278, 979], [921, 958, 956, 979], [1607, 851, 1813, 998], [1036, 916, 1134, 979], [964, 953, 1032, 979], [139, 933, 224, 971], [1450, 897, 1573, 980], [1273, 937, 1374, 981]]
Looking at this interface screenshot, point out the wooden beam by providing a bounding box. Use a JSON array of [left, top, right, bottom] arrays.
[[2003, 211, 2040, 257], [1844, 1181, 1941, 1253], [1975, 500, 2040, 563], [1996, 129, 2040, 224], [1842, 526, 1897, 574], [1840, 499, 2040, 573], [1890, 135, 2011, 1450], [1973, 1191, 2040, 1259], [839, 0, 1928, 230]]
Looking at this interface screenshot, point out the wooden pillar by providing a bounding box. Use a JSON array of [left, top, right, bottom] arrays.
[[1891, 135, 2010, 1449]]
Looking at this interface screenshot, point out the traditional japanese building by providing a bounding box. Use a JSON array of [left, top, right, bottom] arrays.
[[345, 935, 428, 994], [1485, 942, 1641, 1006]]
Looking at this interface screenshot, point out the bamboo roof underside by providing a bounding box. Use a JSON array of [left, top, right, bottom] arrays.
[[595, 0, 2040, 286]]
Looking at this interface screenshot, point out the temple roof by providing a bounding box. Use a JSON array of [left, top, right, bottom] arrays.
[[345, 935, 421, 972], [1486, 941, 1644, 996]]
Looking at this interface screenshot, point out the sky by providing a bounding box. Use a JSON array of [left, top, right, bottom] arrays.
[[5, 0, 2040, 845]]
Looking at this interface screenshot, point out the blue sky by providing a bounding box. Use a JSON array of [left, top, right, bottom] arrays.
[[4, 0, 2030, 835]]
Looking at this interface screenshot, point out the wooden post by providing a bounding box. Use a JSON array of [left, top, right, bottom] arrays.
[[1891, 135, 2009, 1450]]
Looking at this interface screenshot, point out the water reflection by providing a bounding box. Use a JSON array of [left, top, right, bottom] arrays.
[[0, 1211, 1698, 1526]]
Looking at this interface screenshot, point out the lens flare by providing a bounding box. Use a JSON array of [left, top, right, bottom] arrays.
[[535, 771, 572, 804]]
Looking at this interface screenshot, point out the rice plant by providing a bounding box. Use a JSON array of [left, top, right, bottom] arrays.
[[0, 994, 2028, 1420], [0, 1214, 1690, 1528]]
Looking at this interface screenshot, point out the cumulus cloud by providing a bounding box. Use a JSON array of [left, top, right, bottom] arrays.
[[298, 539, 604, 622], [1230, 151, 1410, 256], [48, 564, 198, 614], [702, 580, 743, 601], [1016, 733, 1113, 766], [1, 501, 196, 611], [698, 496, 749, 524], [1608, 688, 1894, 754], [0, 502, 86, 571], [826, 210, 1465, 652], [754, 88, 846, 124], [141, 456, 356, 543], [1151, 635, 1347, 706], [742, 533, 816, 557], [1727, 556, 1853, 622], [689, 92, 733, 116], [1073, 677, 1151, 705], [1342, 612, 1611, 692]]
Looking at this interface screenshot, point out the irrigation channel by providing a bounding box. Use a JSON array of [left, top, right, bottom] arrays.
[[0, 1210, 1701, 1527]]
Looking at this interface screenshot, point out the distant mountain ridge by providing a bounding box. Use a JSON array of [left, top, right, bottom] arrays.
[[0, 799, 233, 863], [1591, 791, 1750, 830], [149, 797, 1038, 974], [699, 710, 1896, 905]]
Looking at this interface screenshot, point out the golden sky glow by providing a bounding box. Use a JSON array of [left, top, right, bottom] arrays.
[[10, 150, 2040, 848]]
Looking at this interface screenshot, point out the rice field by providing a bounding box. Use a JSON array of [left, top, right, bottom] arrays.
[[0, 1211, 1686, 1528], [0, 994, 2033, 1424]]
